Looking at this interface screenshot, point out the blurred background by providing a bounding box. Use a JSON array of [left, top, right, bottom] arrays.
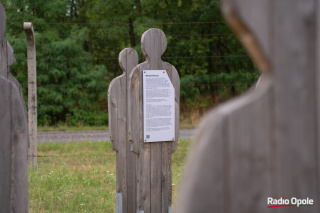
[[3, 0, 259, 129]]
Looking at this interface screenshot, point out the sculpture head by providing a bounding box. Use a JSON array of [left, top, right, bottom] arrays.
[[118, 48, 139, 74], [141, 28, 167, 61]]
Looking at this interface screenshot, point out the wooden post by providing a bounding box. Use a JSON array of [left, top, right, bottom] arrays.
[[128, 28, 180, 213], [175, 0, 320, 212], [0, 3, 29, 212], [108, 48, 139, 213], [24, 22, 37, 169]]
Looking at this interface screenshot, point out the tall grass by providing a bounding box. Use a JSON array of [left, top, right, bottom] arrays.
[[29, 140, 191, 212]]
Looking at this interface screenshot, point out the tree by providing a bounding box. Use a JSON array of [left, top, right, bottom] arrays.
[[3, 0, 259, 126]]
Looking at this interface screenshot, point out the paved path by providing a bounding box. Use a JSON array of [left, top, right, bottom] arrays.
[[37, 129, 195, 143]]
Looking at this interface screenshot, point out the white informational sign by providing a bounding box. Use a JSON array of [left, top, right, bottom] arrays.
[[143, 70, 175, 142]]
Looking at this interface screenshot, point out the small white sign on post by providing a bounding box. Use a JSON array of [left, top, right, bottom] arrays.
[[143, 70, 175, 142]]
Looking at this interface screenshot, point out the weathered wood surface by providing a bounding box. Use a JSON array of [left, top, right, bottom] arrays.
[[108, 48, 138, 213], [175, 0, 319, 212], [0, 37, 7, 78], [128, 28, 180, 213], [0, 38, 28, 124], [0, 77, 29, 213], [24, 22, 37, 168], [6, 41, 28, 121], [0, 11, 28, 141], [0, 3, 29, 212]]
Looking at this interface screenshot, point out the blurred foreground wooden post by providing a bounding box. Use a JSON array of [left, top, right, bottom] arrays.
[[24, 22, 37, 169], [0, 3, 29, 212], [128, 28, 180, 213], [175, 0, 320, 212], [108, 48, 139, 213]]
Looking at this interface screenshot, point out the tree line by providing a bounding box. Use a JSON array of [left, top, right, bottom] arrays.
[[3, 0, 259, 126]]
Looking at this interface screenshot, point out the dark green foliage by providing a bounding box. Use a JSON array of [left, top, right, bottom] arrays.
[[180, 70, 259, 104], [3, 0, 259, 126]]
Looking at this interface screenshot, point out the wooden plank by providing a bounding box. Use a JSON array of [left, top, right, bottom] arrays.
[[161, 142, 171, 213], [24, 22, 37, 169], [141, 141, 151, 213], [151, 142, 162, 213], [127, 140, 137, 213], [9, 78, 29, 213], [7, 40, 15, 67], [125, 50, 139, 213], [226, 78, 273, 212], [128, 67, 142, 155], [175, 112, 227, 212], [128, 65, 143, 212], [160, 64, 176, 212], [317, 0, 320, 203], [273, 0, 318, 209], [108, 76, 119, 151], [0, 77, 12, 213], [108, 48, 138, 213], [0, 77, 29, 212], [176, 75, 274, 213], [138, 63, 151, 213], [168, 65, 180, 153], [7, 41, 28, 122], [0, 39, 7, 77]]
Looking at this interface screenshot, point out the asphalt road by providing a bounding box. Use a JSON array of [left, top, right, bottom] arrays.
[[37, 129, 195, 143]]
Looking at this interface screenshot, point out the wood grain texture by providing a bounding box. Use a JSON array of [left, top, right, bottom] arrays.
[[175, 76, 274, 213], [128, 28, 180, 213], [161, 142, 171, 213], [150, 142, 161, 213], [128, 69, 140, 154], [176, 0, 320, 212], [6, 41, 28, 124], [108, 48, 138, 213], [0, 39, 7, 77], [317, 0, 320, 203], [273, 0, 318, 208], [0, 5, 29, 212], [0, 77, 29, 213], [0, 77, 12, 213], [9, 78, 29, 213], [24, 22, 37, 168]]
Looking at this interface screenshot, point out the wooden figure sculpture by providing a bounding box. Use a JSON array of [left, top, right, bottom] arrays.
[[108, 48, 139, 213], [128, 28, 180, 213], [175, 0, 320, 212], [0, 2, 29, 212]]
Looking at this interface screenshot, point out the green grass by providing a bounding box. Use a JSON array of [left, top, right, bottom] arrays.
[[37, 123, 194, 132], [29, 140, 192, 212]]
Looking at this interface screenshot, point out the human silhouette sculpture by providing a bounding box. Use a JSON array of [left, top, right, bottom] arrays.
[[175, 0, 320, 212], [108, 48, 139, 212], [128, 28, 180, 213], [0, 2, 29, 212]]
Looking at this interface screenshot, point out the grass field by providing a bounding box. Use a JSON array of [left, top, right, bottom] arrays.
[[29, 139, 192, 212], [37, 123, 195, 132]]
